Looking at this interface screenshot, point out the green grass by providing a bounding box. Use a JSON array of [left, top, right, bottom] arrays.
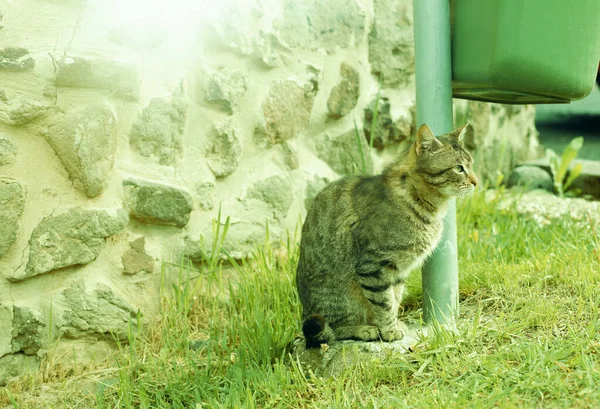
[[3, 189, 600, 408]]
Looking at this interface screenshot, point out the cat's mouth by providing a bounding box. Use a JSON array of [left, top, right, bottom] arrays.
[[458, 185, 476, 196], [439, 184, 476, 198]]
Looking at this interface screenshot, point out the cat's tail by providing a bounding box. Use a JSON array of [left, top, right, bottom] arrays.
[[302, 314, 336, 348]]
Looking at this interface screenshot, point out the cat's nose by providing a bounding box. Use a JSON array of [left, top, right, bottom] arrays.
[[469, 174, 479, 187]]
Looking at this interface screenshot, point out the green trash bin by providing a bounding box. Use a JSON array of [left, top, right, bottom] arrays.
[[451, 0, 600, 104]]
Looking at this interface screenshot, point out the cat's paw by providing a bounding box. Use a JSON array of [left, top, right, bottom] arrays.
[[379, 321, 408, 342], [356, 326, 380, 341]]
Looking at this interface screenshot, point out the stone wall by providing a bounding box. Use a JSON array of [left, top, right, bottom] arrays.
[[0, 0, 539, 383]]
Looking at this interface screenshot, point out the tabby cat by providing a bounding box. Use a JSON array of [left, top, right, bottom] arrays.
[[296, 123, 478, 347]]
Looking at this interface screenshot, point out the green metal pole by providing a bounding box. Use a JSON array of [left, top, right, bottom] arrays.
[[413, 0, 459, 324]]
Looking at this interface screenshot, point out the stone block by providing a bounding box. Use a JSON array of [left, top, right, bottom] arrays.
[[123, 179, 193, 228], [518, 158, 600, 199], [314, 129, 373, 176], [45, 102, 117, 197], [363, 96, 411, 150], [0, 48, 35, 72], [0, 304, 13, 357], [0, 179, 25, 257], [206, 121, 241, 178], [507, 166, 554, 192], [327, 63, 360, 118], [261, 80, 315, 144], [292, 326, 424, 377], [279, 0, 365, 52], [204, 67, 247, 114], [0, 354, 39, 386], [11, 307, 46, 355], [21, 208, 128, 280], [247, 175, 293, 222], [0, 138, 17, 165], [122, 237, 154, 275], [54, 56, 139, 99], [0, 99, 50, 126], [368, 0, 414, 87], [129, 85, 187, 165], [61, 281, 136, 341], [195, 181, 215, 211], [208, 15, 288, 68]]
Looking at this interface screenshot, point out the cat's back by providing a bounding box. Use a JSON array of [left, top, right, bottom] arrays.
[[301, 175, 363, 244], [297, 176, 365, 277]]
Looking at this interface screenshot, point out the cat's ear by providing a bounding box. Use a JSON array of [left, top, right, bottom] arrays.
[[450, 122, 469, 143], [415, 124, 442, 155]]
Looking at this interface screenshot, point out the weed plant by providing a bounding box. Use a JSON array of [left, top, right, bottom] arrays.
[[3, 189, 600, 408]]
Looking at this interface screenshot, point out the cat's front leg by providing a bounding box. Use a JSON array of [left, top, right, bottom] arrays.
[[359, 283, 406, 341], [375, 302, 407, 342], [394, 281, 406, 318], [379, 319, 408, 341], [382, 282, 409, 340], [356, 257, 408, 341]]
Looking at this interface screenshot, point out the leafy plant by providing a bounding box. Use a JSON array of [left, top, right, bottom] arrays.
[[161, 205, 230, 319], [368, 89, 381, 153], [198, 205, 231, 271], [546, 136, 584, 197], [353, 119, 369, 175], [5, 191, 600, 408]]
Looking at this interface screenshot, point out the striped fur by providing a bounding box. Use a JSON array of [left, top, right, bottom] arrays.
[[296, 123, 478, 347]]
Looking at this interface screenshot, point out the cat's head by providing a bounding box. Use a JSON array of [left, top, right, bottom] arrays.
[[414, 123, 478, 197]]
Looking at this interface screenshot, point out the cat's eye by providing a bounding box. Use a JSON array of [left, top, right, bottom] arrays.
[[454, 165, 465, 173]]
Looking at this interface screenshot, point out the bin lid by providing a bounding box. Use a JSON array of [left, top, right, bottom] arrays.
[[452, 87, 571, 105]]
